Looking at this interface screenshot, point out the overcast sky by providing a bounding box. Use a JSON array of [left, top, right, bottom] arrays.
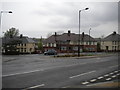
[[0, 1, 118, 38]]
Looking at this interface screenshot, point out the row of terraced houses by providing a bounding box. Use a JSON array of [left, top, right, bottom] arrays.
[[1, 31, 120, 54], [43, 31, 120, 53]]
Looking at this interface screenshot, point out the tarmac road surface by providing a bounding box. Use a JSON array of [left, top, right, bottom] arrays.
[[2, 54, 119, 89]]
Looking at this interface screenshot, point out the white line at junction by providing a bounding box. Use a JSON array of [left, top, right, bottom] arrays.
[[82, 81, 89, 85], [90, 79, 97, 82], [97, 76, 104, 79], [69, 70, 96, 79], [86, 81, 114, 87]]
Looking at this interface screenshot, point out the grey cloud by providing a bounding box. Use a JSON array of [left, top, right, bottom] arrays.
[[34, 2, 118, 31], [2, 2, 118, 38]]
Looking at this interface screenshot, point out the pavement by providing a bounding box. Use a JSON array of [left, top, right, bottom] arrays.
[[2, 53, 119, 89], [87, 81, 120, 88]]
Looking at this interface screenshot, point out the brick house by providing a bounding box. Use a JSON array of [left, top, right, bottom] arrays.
[[43, 31, 97, 53]]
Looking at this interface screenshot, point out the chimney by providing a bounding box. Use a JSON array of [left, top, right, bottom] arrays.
[[20, 34, 23, 38], [55, 32, 57, 36], [113, 31, 116, 35], [68, 30, 71, 36]]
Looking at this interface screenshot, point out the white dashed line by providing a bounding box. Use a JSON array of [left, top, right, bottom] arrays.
[[23, 84, 45, 90], [104, 74, 109, 77], [2, 69, 44, 77], [116, 73, 120, 76], [109, 65, 118, 68], [82, 81, 89, 85], [97, 76, 104, 79], [114, 71, 118, 73], [111, 75, 116, 78], [69, 70, 96, 79], [109, 73, 114, 75], [106, 78, 112, 80], [90, 79, 97, 82]]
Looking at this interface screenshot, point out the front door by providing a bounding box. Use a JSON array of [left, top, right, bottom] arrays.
[[106, 46, 109, 51]]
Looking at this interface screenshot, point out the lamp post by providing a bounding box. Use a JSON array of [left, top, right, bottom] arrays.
[[89, 28, 91, 52], [54, 32, 57, 51], [0, 11, 12, 54], [0, 11, 12, 37], [78, 8, 89, 57]]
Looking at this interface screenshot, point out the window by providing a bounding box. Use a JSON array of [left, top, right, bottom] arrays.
[[48, 43, 50, 47], [115, 46, 117, 50], [73, 47, 78, 51], [86, 42, 88, 45], [21, 48, 23, 52], [61, 46, 66, 50], [112, 46, 114, 50], [24, 48, 26, 52], [91, 42, 93, 45], [21, 44, 23, 46]]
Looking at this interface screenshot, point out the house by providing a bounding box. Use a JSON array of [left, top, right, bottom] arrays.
[[2, 35, 36, 54], [101, 31, 120, 52], [43, 31, 97, 53]]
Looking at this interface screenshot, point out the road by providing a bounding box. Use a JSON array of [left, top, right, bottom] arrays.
[[2, 54, 119, 89]]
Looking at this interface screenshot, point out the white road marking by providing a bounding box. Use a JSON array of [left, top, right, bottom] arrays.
[[109, 65, 118, 68], [114, 71, 118, 73], [82, 81, 89, 85], [106, 78, 112, 80], [69, 70, 96, 79], [62, 86, 70, 88], [90, 79, 97, 82], [109, 73, 114, 75], [23, 84, 45, 90], [104, 74, 109, 77], [116, 73, 120, 76], [2, 69, 44, 77], [111, 75, 117, 78], [97, 76, 104, 79], [86, 81, 114, 87]]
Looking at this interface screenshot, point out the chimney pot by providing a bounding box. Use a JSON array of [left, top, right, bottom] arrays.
[[68, 30, 71, 36]]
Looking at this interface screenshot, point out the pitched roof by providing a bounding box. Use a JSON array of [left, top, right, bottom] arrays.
[[44, 33, 96, 43], [2, 36, 35, 44], [103, 32, 120, 41]]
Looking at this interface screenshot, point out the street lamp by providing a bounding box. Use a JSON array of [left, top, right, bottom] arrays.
[[78, 8, 89, 57], [0, 11, 12, 37], [54, 32, 57, 51], [0, 11, 12, 54], [89, 28, 91, 52]]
